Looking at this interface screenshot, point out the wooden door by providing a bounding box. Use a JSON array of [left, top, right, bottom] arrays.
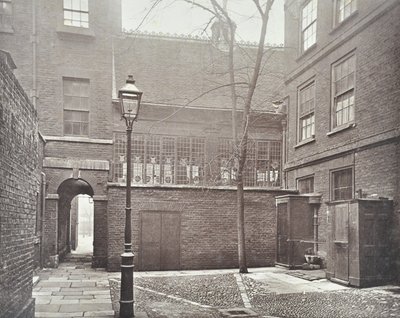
[[140, 211, 180, 270], [333, 204, 349, 282], [276, 203, 289, 265], [140, 212, 162, 270], [160, 213, 180, 270]]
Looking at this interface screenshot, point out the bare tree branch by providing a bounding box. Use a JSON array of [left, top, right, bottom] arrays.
[[252, 0, 264, 16]]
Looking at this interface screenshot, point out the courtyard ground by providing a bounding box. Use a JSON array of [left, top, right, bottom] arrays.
[[33, 259, 400, 318]]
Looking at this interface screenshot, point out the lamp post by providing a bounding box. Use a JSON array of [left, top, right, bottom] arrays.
[[118, 75, 143, 318]]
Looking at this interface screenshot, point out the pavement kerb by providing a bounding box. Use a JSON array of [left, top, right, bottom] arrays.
[[234, 273, 252, 308]]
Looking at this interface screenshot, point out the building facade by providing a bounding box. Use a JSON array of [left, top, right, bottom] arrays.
[[1, 0, 289, 271], [283, 0, 400, 284]]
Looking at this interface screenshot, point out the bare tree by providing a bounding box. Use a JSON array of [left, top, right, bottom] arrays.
[[182, 0, 276, 273], [130, 0, 277, 274]]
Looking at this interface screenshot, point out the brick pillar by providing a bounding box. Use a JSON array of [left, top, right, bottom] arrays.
[[93, 195, 108, 268], [43, 194, 59, 268]]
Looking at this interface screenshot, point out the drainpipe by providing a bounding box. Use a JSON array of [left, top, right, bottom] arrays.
[[31, 0, 37, 108], [313, 205, 318, 254], [40, 172, 46, 268], [281, 119, 287, 188]]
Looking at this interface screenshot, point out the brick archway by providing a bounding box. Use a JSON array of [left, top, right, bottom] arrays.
[[57, 178, 94, 261]]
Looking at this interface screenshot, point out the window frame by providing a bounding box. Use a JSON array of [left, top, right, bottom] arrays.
[[63, 0, 89, 28], [114, 133, 206, 186], [113, 133, 282, 188], [62, 77, 90, 137], [334, 0, 357, 26], [330, 167, 354, 202], [331, 53, 356, 130], [0, 0, 13, 31], [300, 0, 318, 53], [298, 80, 316, 142], [297, 175, 315, 194]]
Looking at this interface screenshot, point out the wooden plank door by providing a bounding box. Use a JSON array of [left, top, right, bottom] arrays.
[[140, 211, 180, 270], [333, 204, 349, 282], [140, 212, 162, 270], [160, 213, 180, 270]]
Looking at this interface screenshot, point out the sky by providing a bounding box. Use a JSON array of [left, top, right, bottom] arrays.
[[121, 0, 284, 45]]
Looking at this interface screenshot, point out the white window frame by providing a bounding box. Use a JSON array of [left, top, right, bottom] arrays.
[[335, 0, 357, 25], [0, 0, 12, 30], [298, 81, 315, 141], [63, 0, 89, 28], [63, 77, 90, 137], [301, 0, 317, 52], [331, 53, 356, 129]]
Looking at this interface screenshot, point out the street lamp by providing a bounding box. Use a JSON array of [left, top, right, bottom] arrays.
[[118, 75, 143, 318]]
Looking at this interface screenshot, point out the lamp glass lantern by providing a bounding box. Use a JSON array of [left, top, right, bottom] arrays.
[[118, 75, 143, 126]]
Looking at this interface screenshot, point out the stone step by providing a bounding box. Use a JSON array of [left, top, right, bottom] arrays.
[[64, 253, 93, 263]]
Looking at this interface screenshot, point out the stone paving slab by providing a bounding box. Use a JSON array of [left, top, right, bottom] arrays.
[[35, 312, 84, 317], [34, 262, 114, 318], [59, 303, 113, 313]]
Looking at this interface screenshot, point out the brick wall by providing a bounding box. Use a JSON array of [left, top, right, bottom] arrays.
[[286, 141, 400, 260], [106, 186, 292, 271], [115, 35, 285, 112], [283, 1, 400, 267], [0, 53, 41, 318], [285, 2, 400, 166]]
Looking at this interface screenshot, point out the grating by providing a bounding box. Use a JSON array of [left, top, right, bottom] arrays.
[[219, 307, 259, 318]]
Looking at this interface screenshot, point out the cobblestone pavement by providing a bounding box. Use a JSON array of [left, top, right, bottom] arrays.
[[35, 262, 400, 318]]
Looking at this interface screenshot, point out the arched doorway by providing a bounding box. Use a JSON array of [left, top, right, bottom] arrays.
[[57, 178, 94, 261]]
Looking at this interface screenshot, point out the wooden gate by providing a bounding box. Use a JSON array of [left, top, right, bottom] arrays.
[[140, 211, 180, 270]]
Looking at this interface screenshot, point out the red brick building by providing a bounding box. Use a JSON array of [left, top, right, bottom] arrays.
[[1, 0, 288, 271], [282, 0, 400, 285]]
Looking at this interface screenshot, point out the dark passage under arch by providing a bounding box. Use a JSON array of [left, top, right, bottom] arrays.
[[57, 178, 94, 260]]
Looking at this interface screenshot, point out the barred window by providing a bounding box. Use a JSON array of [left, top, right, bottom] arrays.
[[63, 0, 89, 28], [301, 0, 317, 52], [218, 139, 236, 185], [219, 139, 281, 187], [298, 82, 315, 141], [63, 78, 89, 136], [114, 134, 205, 186], [114, 134, 281, 188], [0, 0, 12, 30], [332, 54, 355, 128]]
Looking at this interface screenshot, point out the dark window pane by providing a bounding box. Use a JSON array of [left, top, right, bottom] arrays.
[[298, 177, 314, 194], [332, 168, 352, 200]]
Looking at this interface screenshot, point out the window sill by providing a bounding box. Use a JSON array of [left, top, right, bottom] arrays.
[[294, 136, 315, 149], [326, 199, 354, 205], [296, 43, 317, 62], [330, 11, 359, 35], [56, 24, 95, 40], [44, 135, 113, 144], [327, 122, 356, 136]]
